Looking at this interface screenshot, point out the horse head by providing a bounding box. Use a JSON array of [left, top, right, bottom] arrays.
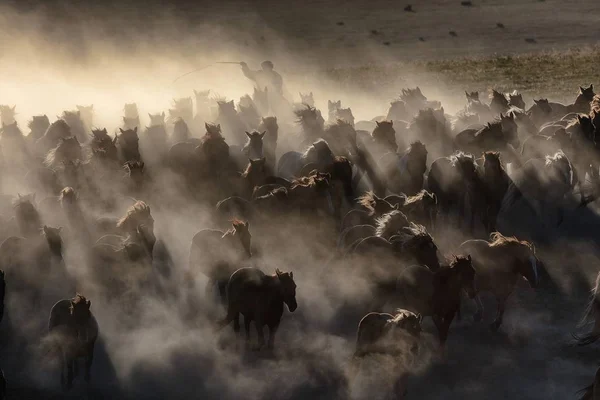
[[69, 294, 92, 342], [452, 254, 476, 298], [231, 219, 252, 258], [276, 269, 297, 312]]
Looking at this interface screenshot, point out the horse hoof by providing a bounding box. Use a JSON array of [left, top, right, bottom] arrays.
[[473, 312, 483, 323]]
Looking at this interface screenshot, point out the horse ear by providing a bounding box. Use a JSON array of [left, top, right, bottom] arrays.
[[161, 111, 165, 118], [376, 121, 381, 127], [290, 271, 293, 279], [260, 131, 266, 139], [140, 162, 145, 169], [113, 135, 118, 144], [133, 127, 138, 133], [390, 120, 393, 126], [58, 226, 63, 232], [245, 131, 251, 138], [204, 122, 210, 131], [244, 221, 249, 229], [119, 128, 125, 134], [11, 105, 16, 112], [217, 124, 221, 131], [467, 254, 472, 261], [86, 300, 91, 309], [148, 113, 153, 119]]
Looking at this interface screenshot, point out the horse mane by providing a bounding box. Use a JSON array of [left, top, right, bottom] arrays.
[[358, 191, 387, 214], [489, 231, 532, 250], [390, 223, 433, 250], [291, 171, 331, 189], [545, 150, 573, 185], [403, 189, 436, 207], [295, 105, 321, 125], [400, 87, 426, 103], [59, 187, 77, 202], [449, 151, 476, 168], [117, 200, 151, 229], [566, 114, 593, 130], [388, 309, 420, 324], [591, 95, 600, 114], [375, 210, 410, 238], [91, 128, 110, 142], [44, 136, 81, 168], [71, 293, 87, 305], [404, 141, 428, 157], [0, 122, 23, 138], [301, 138, 333, 160]]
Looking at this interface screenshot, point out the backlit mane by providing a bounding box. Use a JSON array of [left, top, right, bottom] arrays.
[[117, 200, 152, 230], [358, 191, 394, 216], [388, 309, 420, 324], [375, 210, 410, 238], [449, 151, 476, 168], [390, 223, 433, 250], [403, 190, 436, 207], [489, 232, 532, 250]]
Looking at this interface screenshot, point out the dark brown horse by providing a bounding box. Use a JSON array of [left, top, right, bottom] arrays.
[[48, 294, 98, 390], [395, 255, 476, 351], [188, 219, 252, 304], [380, 141, 428, 196], [478, 152, 510, 232], [117, 127, 141, 162], [459, 232, 539, 331], [578, 366, 600, 400], [258, 116, 278, 174], [218, 267, 297, 350], [454, 113, 519, 163]]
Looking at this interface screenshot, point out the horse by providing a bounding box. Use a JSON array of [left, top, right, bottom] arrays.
[[454, 113, 519, 164], [61, 110, 88, 144], [295, 105, 325, 145], [548, 84, 595, 118], [426, 152, 486, 234], [397, 190, 438, 232], [35, 119, 72, 156], [27, 115, 51, 144], [478, 152, 510, 232], [409, 108, 453, 161], [117, 127, 141, 162], [395, 255, 476, 350], [0, 105, 16, 126], [237, 158, 268, 199], [499, 151, 576, 228], [141, 124, 168, 165], [507, 91, 525, 110], [242, 131, 265, 161], [90, 128, 118, 163], [48, 294, 98, 390], [217, 267, 297, 350], [148, 112, 166, 127], [354, 309, 422, 358], [193, 89, 212, 125], [169, 97, 194, 126], [323, 119, 357, 158], [489, 90, 510, 115], [566, 114, 598, 189], [258, 116, 278, 174], [171, 118, 190, 144], [252, 87, 270, 116], [0, 269, 5, 325], [370, 120, 397, 156], [1, 122, 31, 169], [340, 191, 398, 232], [328, 100, 342, 123], [299, 92, 315, 107], [238, 95, 261, 130], [217, 100, 247, 146], [458, 232, 539, 331], [526, 98, 554, 127], [520, 128, 573, 162], [380, 141, 428, 196], [44, 136, 83, 170], [188, 219, 252, 305]]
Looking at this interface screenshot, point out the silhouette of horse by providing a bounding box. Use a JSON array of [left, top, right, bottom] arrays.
[[61, 110, 88, 144], [44, 136, 83, 169], [489, 90, 510, 115], [520, 128, 572, 162], [242, 131, 265, 161], [395, 255, 476, 350], [27, 115, 50, 143], [354, 309, 421, 358], [141, 124, 168, 165], [171, 118, 191, 144], [507, 91, 525, 110], [386, 88, 440, 122], [566, 114, 598, 189], [526, 98, 554, 127], [548, 84, 595, 118], [1, 122, 31, 169], [380, 141, 428, 196], [328, 100, 342, 123], [459, 232, 539, 331], [299, 92, 315, 107], [218, 267, 297, 350], [148, 112, 165, 127], [454, 113, 519, 162], [0, 105, 16, 126], [295, 105, 325, 144], [479, 152, 510, 232], [90, 128, 118, 162], [409, 108, 453, 161], [123, 161, 145, 192], [258, 116, 278, 173], [48, 294, 98, 390], [189, 219, 252, 304], [398, 190, 438, 231], [323, 119, 357, 157], [500, 151, 576, 227], [370, 120, 397, 156], [115, 200, 154, 239], [117, 127, 141, 162], [197, 123, 232, 177], [169, 97, 194, 126], [238, 95, 261, 130], [334, 108, 355, 127], [36, 119, 72, 156], [193, 89, 212, 125], [217, 100, 247, 146], [427, 152, 486, 233]]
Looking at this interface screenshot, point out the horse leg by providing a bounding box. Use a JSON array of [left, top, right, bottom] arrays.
[[60, 350, 67, 390], [66, 356, 74, 390], [473, 295, 484, 322], [267, 320, 280, 350], [254, 317, 266, 351], [233, 312, 241, 335], [244, 315, 252, 347], [85, 343, 94, 383], [490, 297, 507, 332], [432, 315, 451, 359]]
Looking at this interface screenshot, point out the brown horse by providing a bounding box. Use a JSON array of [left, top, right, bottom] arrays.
[[478, 152, 510, 232], [380, 141, 428, 196], [242, 131, 265, 161], [188, 219, 252, 304], [395, 255, 475, 350], [48, 294, 98, 390], [354, 309, 422, 358], [44, 137, 83, 170], [218, 267, 297, 350], [458, 232, 539, 331], [257, 116, 278, 174], [117, 127, 141, 162], [398, 190, 438, 232], [489, 90, 510, 115]]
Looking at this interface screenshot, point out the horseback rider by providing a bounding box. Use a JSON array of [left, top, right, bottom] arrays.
[[240, 60, 284, 96]]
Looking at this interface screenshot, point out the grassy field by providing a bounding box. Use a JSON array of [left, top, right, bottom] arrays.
[[323, 47, 600, 102]]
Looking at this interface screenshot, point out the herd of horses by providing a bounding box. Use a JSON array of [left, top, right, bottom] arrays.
[[0, 82, 599, 398]]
